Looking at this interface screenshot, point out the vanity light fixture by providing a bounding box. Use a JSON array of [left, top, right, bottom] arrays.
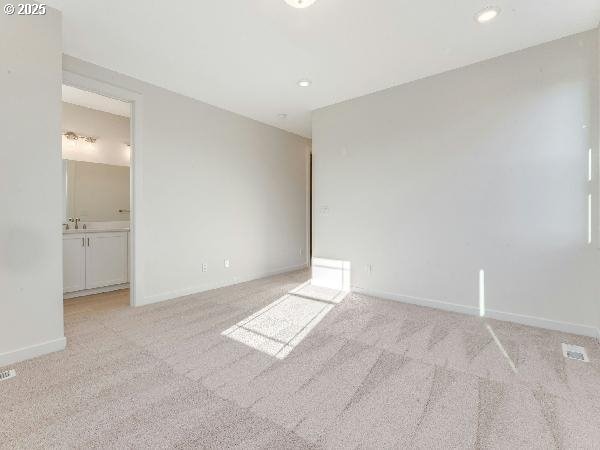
[[284, 0, 317, 9], [475, 6, 500, 23], [63, 131, 97, 144]]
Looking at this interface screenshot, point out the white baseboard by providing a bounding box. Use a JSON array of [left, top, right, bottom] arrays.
[[484, 309, 599, 338], [139, 263, 309, 306], [352, 286, 599, 338], [0, 336, 67, 368], [352, 286, 479, 317], [64, 283, 129, 299]]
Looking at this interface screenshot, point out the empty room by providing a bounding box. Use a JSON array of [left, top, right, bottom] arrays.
[[1, 1, 599, 448]]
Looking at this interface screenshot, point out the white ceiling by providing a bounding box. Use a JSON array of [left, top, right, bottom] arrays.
[[48, 0, 599, 138], [62, 85, 131, 117]]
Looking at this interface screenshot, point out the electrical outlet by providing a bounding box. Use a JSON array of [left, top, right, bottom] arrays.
[[299, 248, 304, 255], [224, 259, 230, 268], [202, 263, 208, 273]]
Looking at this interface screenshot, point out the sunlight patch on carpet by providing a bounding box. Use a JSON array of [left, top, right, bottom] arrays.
[[222, 281, 348, 359]]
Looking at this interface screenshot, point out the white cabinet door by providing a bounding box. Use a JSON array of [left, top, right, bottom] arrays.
[[85, 232, 128, 289], [63, 234, 86, 293]]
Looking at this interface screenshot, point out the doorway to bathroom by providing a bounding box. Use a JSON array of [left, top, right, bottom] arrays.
[[60, 78, 139, 308]]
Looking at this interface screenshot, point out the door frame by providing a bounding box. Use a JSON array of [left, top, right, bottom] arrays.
[[62, 70, 143, 307]]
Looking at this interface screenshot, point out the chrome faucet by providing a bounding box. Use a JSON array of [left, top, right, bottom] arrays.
[[68, 217, 81, 229]]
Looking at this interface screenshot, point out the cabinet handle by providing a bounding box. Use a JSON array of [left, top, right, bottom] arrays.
[[87, 238, 90, 247], [82, 237, 84, 247]]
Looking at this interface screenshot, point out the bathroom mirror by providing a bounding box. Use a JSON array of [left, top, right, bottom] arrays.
[[63, 159, 130, 222]]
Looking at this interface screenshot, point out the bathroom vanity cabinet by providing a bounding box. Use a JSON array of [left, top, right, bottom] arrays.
[[63, 230, 129, 296]]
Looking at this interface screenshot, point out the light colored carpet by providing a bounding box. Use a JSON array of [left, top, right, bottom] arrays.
[[2, 269, 600, 449]]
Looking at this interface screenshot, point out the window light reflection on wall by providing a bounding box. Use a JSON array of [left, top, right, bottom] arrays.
[[479, 269, 485, 317]]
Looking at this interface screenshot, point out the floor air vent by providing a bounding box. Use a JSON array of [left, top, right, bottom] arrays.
[[0, 369, 16, 381], [562, 343, 589, 362]]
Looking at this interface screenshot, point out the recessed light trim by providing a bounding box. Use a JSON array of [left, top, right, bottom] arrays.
[[284, 0, 317, 9], [475, 6, 500, 23], [298, 79, 311, 87]]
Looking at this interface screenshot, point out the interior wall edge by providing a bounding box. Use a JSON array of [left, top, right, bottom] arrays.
[[0, 337, 66, 368], [0, 5, 64, 366]]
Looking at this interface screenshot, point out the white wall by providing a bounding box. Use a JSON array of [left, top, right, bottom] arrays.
[[63, 56, 310, 306], [0, 6, 66, 366], [313, 30, 600, 336], [62, 102, 131, 166]]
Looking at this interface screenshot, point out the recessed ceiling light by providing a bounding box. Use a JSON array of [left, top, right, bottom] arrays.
[[475, 6, 500, 23], [298, 79, 311, 87], [284, 0, 317, 8], [278, 113, 288, 119]]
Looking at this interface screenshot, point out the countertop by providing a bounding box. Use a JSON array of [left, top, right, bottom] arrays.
[[63, 228, 130, 234]]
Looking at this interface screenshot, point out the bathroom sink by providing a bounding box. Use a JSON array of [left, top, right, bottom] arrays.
[[63, 228, 85, 234], [63, 227, 129, 234]]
